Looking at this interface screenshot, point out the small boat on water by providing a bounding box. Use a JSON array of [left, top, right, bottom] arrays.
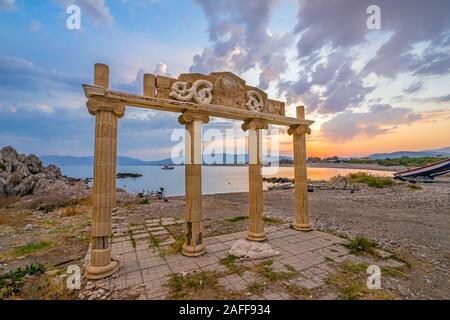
[[394, 158, 450, 182], [161, 165, 175, 170]]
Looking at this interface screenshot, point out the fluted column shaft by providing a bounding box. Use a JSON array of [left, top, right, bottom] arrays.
[[179, 111, 209, 257], [242, 119, 268, 242], [85, 64, 124, 279], [288, 106, 312, 231]]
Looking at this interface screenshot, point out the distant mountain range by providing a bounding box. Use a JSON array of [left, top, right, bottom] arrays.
[[40, 155, 172, 166], [40, 154, 293, 166], [368, 147, 450, 160], [41, 147, 449, 166]]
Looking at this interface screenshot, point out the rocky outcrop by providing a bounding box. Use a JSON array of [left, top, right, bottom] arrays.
[[0, 146, 78, 197], [116, 172, 143, 179]]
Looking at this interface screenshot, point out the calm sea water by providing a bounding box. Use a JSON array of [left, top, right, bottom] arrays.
[[60, 165, 393, 197]]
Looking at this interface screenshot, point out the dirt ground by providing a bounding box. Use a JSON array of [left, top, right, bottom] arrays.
[[307, 162, 406, 172], [1, 179, 449, 299], [123, 180, 449, 299]]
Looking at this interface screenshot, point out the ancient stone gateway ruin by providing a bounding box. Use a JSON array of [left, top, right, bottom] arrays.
[[83, 63, 314, 279]]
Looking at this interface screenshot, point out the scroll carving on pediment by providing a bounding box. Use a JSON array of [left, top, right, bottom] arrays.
[[246, 90, 264, 112], [156, 72, 285, 116], [169, 80, 213, 104]]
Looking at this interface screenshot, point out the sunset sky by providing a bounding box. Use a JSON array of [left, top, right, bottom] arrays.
[[0, 0, 449, 159]]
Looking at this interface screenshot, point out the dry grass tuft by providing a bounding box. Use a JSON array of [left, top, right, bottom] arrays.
[[0, 196, 19, 209], [347, 172, 394, 188], [62, 206, 84, 217]]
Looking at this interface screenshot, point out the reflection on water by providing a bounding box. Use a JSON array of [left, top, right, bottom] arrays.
[[266, 167, 393, 181], [60, 165, 393, 197]]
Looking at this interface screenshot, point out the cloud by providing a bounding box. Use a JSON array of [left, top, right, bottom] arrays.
[[292, 0, 450, 78], [0, 55, 89, 155], [280, 0, 450, 114], [0, 107, 93, 156], [0, 55, 84, 95], [320, 104, 423, 141], [425, 93, 450, 103], [115, 63, 172, 94], [403, 81, 423, 94], [362, 1, 450, 77], [153, 62, 171, 77], [115, 68, 146, 94], [0, 95, 183, 159], [294, 0, 369, 57], [0, 55, 186, 159], [434, 94, 450, 102], [190, 0, 292, 89], [54, 0, 113, 26], [121, 0, 160, 7], [412, 51, 450, 76], [279, 50, 375, 114], [0, 0, 16, 11]]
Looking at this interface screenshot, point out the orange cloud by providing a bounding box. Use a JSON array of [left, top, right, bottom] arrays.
[[276, 109, 450, 158]]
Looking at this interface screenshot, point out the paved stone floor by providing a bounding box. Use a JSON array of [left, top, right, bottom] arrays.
[[82, 219, 363, 300]]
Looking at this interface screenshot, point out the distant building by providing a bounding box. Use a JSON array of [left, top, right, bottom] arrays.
[[323, 156, 340, 163], [307, 157, 321, 163]]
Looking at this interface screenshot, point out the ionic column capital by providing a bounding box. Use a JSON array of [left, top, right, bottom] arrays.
[[178, 111, 209, 125], [288, 124, 311, 136], [241, 118, 268, 131], [87, 97, 126, 118]]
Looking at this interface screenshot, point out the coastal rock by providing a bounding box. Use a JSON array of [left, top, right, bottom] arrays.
[[116, 172, 143, 179], [0, 146, 81, 197], [0, 177, 5, 195]]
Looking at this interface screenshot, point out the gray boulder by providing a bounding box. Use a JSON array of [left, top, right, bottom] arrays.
[[24, 154, 44, 174], [0, 146, 81, 197]]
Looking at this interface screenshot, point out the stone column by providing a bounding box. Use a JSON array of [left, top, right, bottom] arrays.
[[85, 64, 125, 279], [179, 111, 209, 257], [288, 106, 312, 231], [242, 119, 268, 242]]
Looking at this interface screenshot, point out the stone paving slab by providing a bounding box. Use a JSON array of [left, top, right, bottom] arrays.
[[161, 221, 176, 226], [148, 226, 165, 231], [159, 239, 176, 246], [82, 221, 360, 300], [263, 292, 291, 300], [217, 271, 260, 292]]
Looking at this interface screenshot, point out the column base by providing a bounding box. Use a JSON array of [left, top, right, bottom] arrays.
[[182, 243, 206, 257], [292, 223, 313, 231], [247, 230, 267, 242], [85, 259, 120, 280]]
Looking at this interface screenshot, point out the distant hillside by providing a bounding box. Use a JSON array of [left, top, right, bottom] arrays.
[[40, 154, 293, 166], [369, 147, 450, 160], [202, 154, 292, 164], [40, 155, 174, 166]]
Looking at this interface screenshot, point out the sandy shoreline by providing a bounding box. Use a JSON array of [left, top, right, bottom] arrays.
[[1, 179, 449, 299], [306, 162, 404, 172], [206, 163, 405, 172], [157, 182, 449, 299]]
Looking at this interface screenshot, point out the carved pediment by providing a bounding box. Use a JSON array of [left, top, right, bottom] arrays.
[[154, 72, 284, 116]]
